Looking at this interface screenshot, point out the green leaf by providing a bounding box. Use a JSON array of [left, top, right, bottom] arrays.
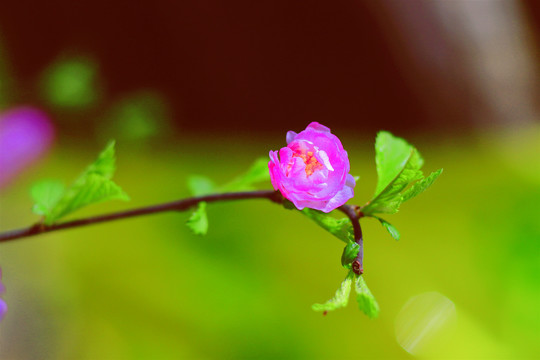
[[364, 150, 423, 215], [341, 241, 360, 269], [184, 157, 269, 236], [355, 275, 380, 319], [221, 157, 270, 191], [81, 140, 117, 179], [401, 168, 443, 203], [312, 271, 354, 312], [30, 180, 65, 217], [187, 175, 216, 196], [187, 156, 269, 198], [301, 208, 354, 244], [47, 174, 129, 225], [43, 141, 129, 224], [375, 216, 400, 241], [374, 131, 423, 196], [186, 202, 209, 235], [362, 132, 428, 215]]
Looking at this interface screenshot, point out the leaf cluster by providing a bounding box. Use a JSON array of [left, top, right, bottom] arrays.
[[362, 131, 442, 240], [301, 131, 442, 316], [31, 141, 129, 225], [312, 271, 379, 318]]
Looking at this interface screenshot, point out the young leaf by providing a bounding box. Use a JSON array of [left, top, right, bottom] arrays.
[[355, 275, 380, 319], [186, 177, 212, 235], [312, 271, 354, 312], [362, 132, 437, 215], [401, 168, 443, 203], [43, 141, 129, 224], [301, 208, 354, 244], [184, 157, 269, 236], [375, 216, 400, 241], [81, 140, 117, 179], [374, 132, 421, 195], [47, 174, 129, 224], [187, 175, 216, 196], [31, 180, 65, 218], [341, 241, 360, 269], [221, 157, 270, 191], [186, 201, 209, 235], [363, 147, 423, 215]]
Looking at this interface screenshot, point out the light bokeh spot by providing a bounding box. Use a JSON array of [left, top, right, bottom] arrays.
[[395, 291, 457, 356], [41, 56, 100, 109], [100, 90, 171, 141]]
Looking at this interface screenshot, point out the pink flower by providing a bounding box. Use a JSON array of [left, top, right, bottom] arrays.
[[268, 122, 355, 212], [0, 106, 55, 189], [0, 268, 6, 322]]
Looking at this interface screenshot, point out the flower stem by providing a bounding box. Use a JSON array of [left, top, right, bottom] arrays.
[[338, 205, 364, 275]]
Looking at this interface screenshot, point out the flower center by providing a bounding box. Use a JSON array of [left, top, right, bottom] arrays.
[[294, 150, 323, 177]]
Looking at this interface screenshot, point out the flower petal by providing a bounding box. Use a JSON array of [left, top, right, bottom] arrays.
[[286, 131, 297, 145], [306, 122, 331, 133], [0, 299, 7, 321]]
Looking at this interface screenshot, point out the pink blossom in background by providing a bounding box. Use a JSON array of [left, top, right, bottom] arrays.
[[0, 268, 6, 322], [269, 122, 355, 212], [0, 107, 54, 189]]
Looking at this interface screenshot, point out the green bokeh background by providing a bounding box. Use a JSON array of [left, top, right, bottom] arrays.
[[1, 128, 538, 359]]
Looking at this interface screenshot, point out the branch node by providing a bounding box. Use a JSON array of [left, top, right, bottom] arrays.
[[352, 260, 363, 275]]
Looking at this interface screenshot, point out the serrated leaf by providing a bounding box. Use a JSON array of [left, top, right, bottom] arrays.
[[186, 201, 208, 235], [30, 180, 65, 217], [374, 131, 423, 196], [43, 141, 129, 224], [46, 174, 129, 224], [312, 271, 354, 312], [375, 216, 400, 241], [355, 275, 380, 319], [81, 140, 117, 179], [362, 132, 425, 215], [221, 157, 270, 191], [341, 241, 360, 269], [301, 208, 354, 244], [401, 168, 443, 203], [187, 175, 216, 196]]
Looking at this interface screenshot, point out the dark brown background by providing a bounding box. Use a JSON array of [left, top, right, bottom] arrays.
[[1, 0, 539, 134]]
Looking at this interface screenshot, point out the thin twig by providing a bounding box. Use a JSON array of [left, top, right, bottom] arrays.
[[0, 190, 282, 243], [0, 190, 365, 274]]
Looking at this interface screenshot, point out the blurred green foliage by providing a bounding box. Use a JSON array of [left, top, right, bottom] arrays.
[[0, 128, 539, 359], [101, 91, 172, 142], [40, 56, 100, 109]]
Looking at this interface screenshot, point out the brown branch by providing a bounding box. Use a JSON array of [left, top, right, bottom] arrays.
[[0, 190, 365, 275], [0, 190, 282, 243]]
